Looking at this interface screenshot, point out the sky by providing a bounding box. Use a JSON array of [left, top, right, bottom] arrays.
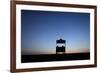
[[21, 10, 90, 55]]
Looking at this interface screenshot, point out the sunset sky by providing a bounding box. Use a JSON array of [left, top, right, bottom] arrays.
[[21, 10, 90, 55]]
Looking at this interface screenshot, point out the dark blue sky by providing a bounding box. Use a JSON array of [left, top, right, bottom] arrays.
[[21, 10, 90, 55]]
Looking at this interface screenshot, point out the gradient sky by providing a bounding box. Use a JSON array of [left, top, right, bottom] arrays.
[[21, 10, 90, 55]]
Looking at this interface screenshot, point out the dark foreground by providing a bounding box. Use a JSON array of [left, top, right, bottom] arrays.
[[21, 52, 90, 63]]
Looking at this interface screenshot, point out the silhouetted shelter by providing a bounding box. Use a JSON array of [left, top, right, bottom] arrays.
[[56, 38, 66, 54], [56, 38, 66, 43]]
